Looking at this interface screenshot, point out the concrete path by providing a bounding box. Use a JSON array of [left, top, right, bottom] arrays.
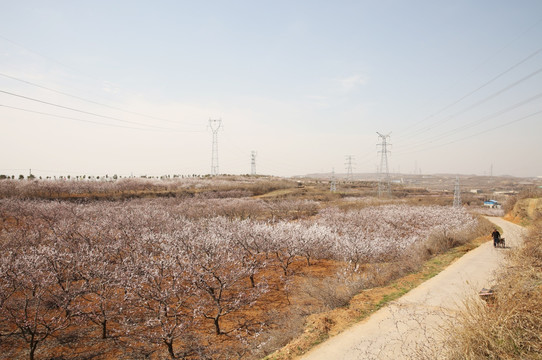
[[299, 217, 526, 360]]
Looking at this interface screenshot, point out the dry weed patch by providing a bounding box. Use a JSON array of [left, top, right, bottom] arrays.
[[0, 178, 494, 360], [263, 235, 490, 360], [432, 212, 542, 359]]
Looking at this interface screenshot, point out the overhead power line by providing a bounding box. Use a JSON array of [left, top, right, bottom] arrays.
[[0, 104, 205, 132], [0, 89, 203, 132], [400, 110, 542, 155], [0, 72, 201, 128], [396, 91, 542, 153], [0, 34, 203, 130], [406, 65, 542, 139], [0, 34, 82, 75], [0, 34, 201, 127], [399, 45, 542, 139]]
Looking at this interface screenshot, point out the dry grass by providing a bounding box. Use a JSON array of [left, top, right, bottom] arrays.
[[423, 215, 494, 256], [296, 216, 495, 315], [429, 216, 542, 360], [263, 233, 491, 360], [0, 178, 501, 359]]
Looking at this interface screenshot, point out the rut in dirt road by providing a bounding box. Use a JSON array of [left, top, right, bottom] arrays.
[[299, 217, 525, 360]]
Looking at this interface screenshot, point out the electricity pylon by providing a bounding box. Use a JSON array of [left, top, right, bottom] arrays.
[[453, 176, 462, 207], [250, 151, 257, 175], [377, 132, 391, 198], [345, 155, 354, 182], [330, 168, 337, 192], [209, 119, 222, 176]]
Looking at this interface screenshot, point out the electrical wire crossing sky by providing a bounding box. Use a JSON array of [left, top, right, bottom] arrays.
[[1, 1, 541, 178]]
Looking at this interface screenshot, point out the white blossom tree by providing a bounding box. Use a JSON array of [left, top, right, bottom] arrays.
[[182, 219, 268, 336]]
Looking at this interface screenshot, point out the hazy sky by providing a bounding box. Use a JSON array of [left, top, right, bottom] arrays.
[[1, 1, 541, 178]]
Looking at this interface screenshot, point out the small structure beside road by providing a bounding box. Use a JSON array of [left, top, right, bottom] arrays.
[[484, 199, 501, 208]]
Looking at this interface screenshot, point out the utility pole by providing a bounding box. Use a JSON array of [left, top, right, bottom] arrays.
[[330, 168, 337, 192], [453, 176, 462, 207], [345, 155, 354, 182], [208, 119, 222, 176], [250, 151, 257, 175], [376, 132, 391, 197]]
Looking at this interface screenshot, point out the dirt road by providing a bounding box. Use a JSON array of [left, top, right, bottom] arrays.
[[299, 217, 525, 360]]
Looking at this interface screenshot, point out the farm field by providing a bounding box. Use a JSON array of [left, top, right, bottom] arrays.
[[0, 176, 507, 359]]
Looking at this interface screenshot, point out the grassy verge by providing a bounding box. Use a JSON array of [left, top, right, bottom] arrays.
[[434, 216, 542, 359], [263, 234, 490, 360]]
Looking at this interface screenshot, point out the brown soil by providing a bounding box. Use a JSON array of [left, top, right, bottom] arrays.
[[263, 236, 489, 360], [1, 228, 490, 360], [1, 256, 344, 360]]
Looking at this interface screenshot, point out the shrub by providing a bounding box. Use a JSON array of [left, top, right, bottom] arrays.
[[433, 218, 542, 360]]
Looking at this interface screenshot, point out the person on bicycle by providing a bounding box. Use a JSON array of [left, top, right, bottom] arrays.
[[491, 229, 501, 247]]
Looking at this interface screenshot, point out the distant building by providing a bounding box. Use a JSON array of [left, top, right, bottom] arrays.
[[493, 190, 518, 196], [470, 189, 482, 194], [483, 200, 501, 208]]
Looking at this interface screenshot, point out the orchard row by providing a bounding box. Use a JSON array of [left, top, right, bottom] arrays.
[[0, 198, 477, 359], [0, 176, 295, 199]]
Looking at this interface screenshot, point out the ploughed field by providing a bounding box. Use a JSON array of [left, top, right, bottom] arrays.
[[0, 178, 479, 359]]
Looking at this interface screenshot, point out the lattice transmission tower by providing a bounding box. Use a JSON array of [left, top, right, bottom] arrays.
[[208, 119, 222, 176], [377, 132, 392, 197], [250, 151, 257, 175], [453, 176, 462, 207], [330, 168, 337, 192], [345, 155, 355, 182]]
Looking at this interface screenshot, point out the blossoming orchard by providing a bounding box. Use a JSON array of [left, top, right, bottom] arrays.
[[0, 178, 483, 359]]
